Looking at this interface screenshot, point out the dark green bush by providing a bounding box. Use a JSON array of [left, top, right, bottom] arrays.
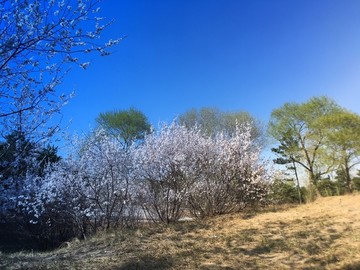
[[316, 179, 340, 197], [352, 177, 360, 191], [269, 179, 305, 204]]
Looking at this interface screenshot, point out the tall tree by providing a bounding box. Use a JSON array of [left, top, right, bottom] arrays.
[[271, 131, 302, 203], [178, 107, 221, 136], [0, 1, 118, 249], [96, 108, 151, 148], [179, 107, 263, 144], [268, 97, 341, 190], [319, 111, 360, 192]]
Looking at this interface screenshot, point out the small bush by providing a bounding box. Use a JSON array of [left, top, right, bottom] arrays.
[[316, 179, 339, 197], [352, 178, 360, 191], [269, 179, 304, 204]]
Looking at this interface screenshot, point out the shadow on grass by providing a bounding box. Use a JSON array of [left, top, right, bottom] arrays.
[[339, 262, 360, 270], [216, 218, 345, 267], [99, 217, 347, 270]]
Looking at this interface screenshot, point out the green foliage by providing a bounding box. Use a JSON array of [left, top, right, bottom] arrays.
[[0, 131, 61, 181], [269, 179, 305, 204], [334, 169, 349, 194], [178, 107, 263, 143], [316, 179, 341, 197], [268, 96, 346, 188], [319, 111, 360, 193], [353, 178, 360, 191], [303, 184, 318, 202], [96, 107, 151, 148], [352, 170, 360, 191]]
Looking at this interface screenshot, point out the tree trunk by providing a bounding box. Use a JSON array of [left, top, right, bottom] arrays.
[[343, 161, 353, 193], [291, 159, 302, 204], [309, 171, 321, 197]]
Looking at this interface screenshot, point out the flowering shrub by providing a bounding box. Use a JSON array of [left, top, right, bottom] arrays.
[[0, 0, 120, 248], [134, 122, 271, 221], [133, 123, 208, 223], [187, 124, 270, 218], [29, 130, 133, 237], [26, 122, 271, 238]]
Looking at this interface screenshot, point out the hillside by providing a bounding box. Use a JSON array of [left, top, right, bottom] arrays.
[[1, 195, 360, 270]]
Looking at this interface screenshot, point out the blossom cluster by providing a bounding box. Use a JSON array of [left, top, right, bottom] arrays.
[[21, 122, 271, 235], [0, 0, 120, 142]]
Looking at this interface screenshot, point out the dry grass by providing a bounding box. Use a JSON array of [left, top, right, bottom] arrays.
[[1, 194, 360, 269]]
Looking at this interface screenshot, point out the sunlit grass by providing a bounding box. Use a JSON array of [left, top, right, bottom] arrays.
[[1, 194, 360, 269]]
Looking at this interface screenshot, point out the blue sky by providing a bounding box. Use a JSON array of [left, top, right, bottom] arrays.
[[59, 0, 360, 137]]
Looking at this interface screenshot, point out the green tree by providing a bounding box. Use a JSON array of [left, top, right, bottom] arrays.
[[179, 107, 263, 143], [271, 130, 303, 203], [334, 169, 348, 195], [268, 97, 341, 191], [179, 107, 222, 136], [96, 108, 151, 148], [0, 131, 61, 187], [319, 111, 360, 192]]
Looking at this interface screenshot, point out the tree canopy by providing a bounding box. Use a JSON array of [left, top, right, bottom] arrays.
[[178, 107, 264, 144], [96, 108, 151, 148], [318, 110, 360, 192], [269, 97, 341, 188], [269, 96, 360, 193]]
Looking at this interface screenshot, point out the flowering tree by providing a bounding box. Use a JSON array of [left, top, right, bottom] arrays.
[[29, 130, 132, 239], [0, 132, 60, 219], [0, 0, 120, 141], [24, 122, 271, 244], [188, 125, 270, 218], [134, 122, 270, 222], [0, 0, 119, 248], [133, 123, 207, 223]]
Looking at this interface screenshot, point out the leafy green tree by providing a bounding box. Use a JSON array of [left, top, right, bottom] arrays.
[[271, 130, 303, 203], [334, 169, 348, 195], [179, 107, 263, 143], [268, 97, 341, 191], [318, 111, 360, 192], [96, 108, 151, 148]]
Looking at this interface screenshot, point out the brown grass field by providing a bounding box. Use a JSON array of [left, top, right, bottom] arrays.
[[1, 194, 359, 269]]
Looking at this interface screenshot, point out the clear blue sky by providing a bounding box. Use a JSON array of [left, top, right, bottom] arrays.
[[59, 0, 360, 137]]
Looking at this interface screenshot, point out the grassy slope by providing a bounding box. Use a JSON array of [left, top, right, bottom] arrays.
[[1, 194, 360, 270]]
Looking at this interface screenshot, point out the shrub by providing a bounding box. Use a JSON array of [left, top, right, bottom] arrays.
[[352, 177, 360, 191], [134, 122, 271, 221], [269, 179, 304, 204], [316, 179, 339, 197]]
